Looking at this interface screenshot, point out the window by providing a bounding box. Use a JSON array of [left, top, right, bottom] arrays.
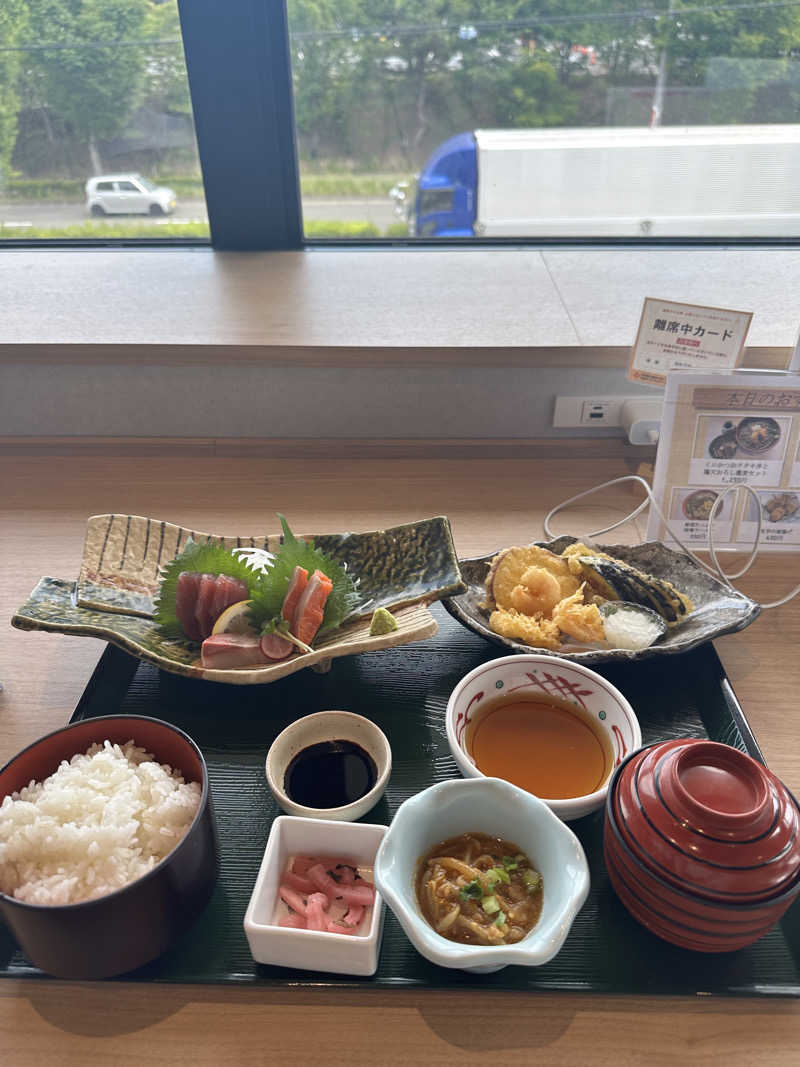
[[286, 2, 800, 242], [2, 1, 799, 249], [0, 0, 209, 242]]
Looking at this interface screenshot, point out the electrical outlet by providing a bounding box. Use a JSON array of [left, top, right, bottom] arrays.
[[581, 400, 615, 424], [553, 395, 642, 429]]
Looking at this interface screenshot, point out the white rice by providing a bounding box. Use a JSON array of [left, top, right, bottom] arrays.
[[0, 739, 202, 906]]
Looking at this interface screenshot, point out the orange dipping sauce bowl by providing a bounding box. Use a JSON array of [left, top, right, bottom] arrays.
[[445, 654, 641, 822]]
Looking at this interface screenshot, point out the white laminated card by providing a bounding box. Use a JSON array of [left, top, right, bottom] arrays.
[[629, 298, 752, 387], [648, 373, 800, 551]]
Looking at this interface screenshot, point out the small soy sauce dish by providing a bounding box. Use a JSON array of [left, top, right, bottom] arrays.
[[266, 710, 392, 822]]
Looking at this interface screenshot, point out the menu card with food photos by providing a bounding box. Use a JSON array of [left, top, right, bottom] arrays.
[[648, 372, 800, 551]]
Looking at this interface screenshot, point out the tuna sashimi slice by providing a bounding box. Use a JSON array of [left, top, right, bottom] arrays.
[[210, 575, 249, 627], [175, 571, 203, 641], [200, 633, 268, 669], [281, 566, 309, 624], [195, 573, 219, 639], [292, 570, 333, 646]]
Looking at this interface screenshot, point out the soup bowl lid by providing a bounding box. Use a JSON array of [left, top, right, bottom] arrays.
[[610, 739, 800, 903]]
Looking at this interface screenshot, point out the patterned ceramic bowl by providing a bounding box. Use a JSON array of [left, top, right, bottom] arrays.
[[445, 654, 641, 821], [612, 739, 800, 903]]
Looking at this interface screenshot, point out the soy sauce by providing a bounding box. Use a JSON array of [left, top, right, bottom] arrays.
[[284, 739, 377, 809]]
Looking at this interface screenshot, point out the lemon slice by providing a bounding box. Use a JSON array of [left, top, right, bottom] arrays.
[[211, 600, 257, 636]]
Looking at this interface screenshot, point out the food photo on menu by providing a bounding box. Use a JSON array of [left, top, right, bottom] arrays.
[[738, 491, 800, 546], [667, 486, 735, 543], [693, 413, 790, 466]]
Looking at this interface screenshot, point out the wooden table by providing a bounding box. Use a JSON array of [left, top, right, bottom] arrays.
[[1, 450, 799, 1066]]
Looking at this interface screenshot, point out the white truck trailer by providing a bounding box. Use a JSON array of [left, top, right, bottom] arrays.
[[410, 125, 800, 237]]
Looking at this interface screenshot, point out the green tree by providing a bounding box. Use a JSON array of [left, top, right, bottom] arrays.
[[654, 0, 800, 122], [0, 1, 28, 185], [142, 0, 191, 116], [494, 59, 579, 127], [23, 0, 149, 172]]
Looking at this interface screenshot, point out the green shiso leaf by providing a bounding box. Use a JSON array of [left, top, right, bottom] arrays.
[[154, 538, 258, 638], [247, 515, 359, 636]]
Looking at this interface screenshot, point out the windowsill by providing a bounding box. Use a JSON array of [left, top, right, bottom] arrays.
[[1, 245, 796, 367]]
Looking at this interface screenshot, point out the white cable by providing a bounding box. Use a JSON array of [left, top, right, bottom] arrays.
[[543, 475, 800, 611]]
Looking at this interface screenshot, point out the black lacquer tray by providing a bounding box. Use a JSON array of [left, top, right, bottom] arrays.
[[2, 605, 799, 996]]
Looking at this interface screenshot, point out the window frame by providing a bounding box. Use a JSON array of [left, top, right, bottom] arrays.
[[1, 1, 799, 252]]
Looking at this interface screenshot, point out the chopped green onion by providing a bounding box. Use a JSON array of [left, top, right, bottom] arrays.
[[459, 879, 483, 902], [501, 856, 518, 871], [522, 869, 542, 893], [494, 911, 507, 927], [485, 869, 501, 890], [491, 866, 511, 885], [481, 895, 500, 915]]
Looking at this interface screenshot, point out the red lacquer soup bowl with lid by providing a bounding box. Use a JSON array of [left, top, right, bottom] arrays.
[[603, 815, 798, 952], [612, 739, 800, 903], [603, 743, 800, 952]]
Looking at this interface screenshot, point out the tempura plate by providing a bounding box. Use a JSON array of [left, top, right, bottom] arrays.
[[442, 536, 761, 665]]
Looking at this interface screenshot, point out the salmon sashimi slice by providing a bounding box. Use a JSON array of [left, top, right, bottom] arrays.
[[200, 633, 268, 669], [292, 569, 333, 645], [259, 632, 294, 660], [281, 566, 309, 624], [176, 571, 203, 641]]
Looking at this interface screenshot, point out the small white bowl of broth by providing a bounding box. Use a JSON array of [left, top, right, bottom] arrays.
[[374, 777, 589, 973], [445, 654, 641, 821]]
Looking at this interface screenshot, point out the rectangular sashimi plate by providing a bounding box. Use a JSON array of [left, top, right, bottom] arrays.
[[11, 514, 466, 685]]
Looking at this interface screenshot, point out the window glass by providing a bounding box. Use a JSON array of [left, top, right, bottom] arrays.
[[286, 2, 800, 240], [0, 1, 208, 240]]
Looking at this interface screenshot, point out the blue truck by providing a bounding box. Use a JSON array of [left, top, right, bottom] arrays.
[[397, 126, 800, 238]]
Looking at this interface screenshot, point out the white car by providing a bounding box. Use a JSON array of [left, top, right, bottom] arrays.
[[85, 174, 177, 217]]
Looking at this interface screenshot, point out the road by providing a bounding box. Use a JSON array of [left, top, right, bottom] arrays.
[[0, 197, 399, 232]]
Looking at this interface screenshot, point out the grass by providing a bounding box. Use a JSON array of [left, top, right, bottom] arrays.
[[0, 220, 211, 239], [0, 219, 406, 239], [2, 174, 413, 202]]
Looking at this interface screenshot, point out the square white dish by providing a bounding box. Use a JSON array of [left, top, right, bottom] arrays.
[[243, 816, 387, 976]]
